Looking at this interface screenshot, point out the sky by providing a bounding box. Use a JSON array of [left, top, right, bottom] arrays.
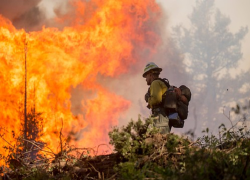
[[158, 0, 250, 73]]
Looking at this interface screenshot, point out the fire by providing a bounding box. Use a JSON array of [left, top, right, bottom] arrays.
[[0, 0, 161, 163]]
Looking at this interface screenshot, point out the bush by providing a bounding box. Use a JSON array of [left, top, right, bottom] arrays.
[[109, 115, 250, 180]]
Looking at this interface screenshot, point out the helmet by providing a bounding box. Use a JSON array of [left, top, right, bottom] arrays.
[[142, 62, 162, 77]]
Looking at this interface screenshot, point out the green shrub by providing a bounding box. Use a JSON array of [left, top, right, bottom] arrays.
[[109, 115, 250, 179]]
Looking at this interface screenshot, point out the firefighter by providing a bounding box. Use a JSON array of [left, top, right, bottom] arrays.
[[143, 62, 170, 134]]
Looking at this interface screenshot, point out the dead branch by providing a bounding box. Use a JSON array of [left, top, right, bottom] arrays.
[[95, 144, 112, 156], [0, 135, 15, 149], [22, 139, 47, 152]]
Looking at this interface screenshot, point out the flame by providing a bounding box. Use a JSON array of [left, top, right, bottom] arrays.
[[0, 0, 161, 162]]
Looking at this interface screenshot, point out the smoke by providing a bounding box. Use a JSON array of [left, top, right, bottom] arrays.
[[0, 0, 46, 31], [6, 0, 186, 124], [0, 0, 189, 144]]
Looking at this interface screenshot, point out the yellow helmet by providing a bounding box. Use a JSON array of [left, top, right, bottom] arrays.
[[142, 62, 162, 77]]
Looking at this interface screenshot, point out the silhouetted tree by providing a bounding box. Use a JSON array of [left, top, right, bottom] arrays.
[[172, 0, 249, 131]]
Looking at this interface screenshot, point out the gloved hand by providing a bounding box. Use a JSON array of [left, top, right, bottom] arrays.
[[145, 92, 150, 103], [145, 88, 150, 102]]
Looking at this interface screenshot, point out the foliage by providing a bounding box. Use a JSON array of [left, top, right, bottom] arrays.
[[109, 113, 250, 179], [108, 116, 159, 161]]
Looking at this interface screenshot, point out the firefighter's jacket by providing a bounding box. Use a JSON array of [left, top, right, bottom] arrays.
[[148, 79, 168, 109]]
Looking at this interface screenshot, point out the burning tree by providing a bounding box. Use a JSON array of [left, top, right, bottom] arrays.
[[19, 37, 44, 155]]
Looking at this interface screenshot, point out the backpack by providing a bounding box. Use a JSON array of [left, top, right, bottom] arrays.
[[158, 78, 191, 128]]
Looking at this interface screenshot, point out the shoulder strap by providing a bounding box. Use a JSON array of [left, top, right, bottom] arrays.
[[155, 78, 170, 88]]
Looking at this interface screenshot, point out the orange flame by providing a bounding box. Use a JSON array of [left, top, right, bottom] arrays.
[[0, 0, 161, 162]]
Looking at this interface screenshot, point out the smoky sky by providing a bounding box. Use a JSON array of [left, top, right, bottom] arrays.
[[0, 0, 45, 31], [0, 0, 195, 136]]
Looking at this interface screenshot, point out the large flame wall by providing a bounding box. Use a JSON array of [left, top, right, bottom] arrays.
[[0, 0, 162, 160]]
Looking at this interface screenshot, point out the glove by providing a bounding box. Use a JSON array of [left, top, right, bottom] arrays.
[[145, 92, 150, 103]]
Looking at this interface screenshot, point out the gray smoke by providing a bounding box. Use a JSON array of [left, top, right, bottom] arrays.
[[0, 0, 46, 31]]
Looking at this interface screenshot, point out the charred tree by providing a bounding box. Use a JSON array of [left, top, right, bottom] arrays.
[[24, 39, 28, 141], [22, 38, 44, 155]]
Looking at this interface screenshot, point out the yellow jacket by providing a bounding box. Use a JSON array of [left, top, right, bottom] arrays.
[[148, 79, 168, 109]]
